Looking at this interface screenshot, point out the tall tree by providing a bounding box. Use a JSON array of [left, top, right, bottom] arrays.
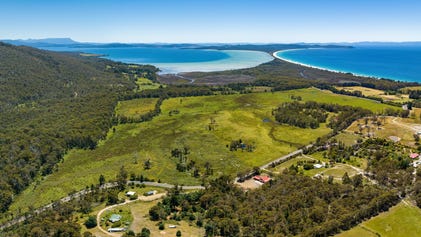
[[116, 166, 128, 190]]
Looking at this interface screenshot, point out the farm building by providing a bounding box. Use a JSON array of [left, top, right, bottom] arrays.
[[253, 175, 271, 183], [109, 214, 122, 223]]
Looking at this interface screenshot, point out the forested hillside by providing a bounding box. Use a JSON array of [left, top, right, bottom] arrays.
[[0, 42, 153, 212]]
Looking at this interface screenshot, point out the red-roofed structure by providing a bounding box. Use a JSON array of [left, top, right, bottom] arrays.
[[253, 175, 271, 183], [410, 153, 419, 159]]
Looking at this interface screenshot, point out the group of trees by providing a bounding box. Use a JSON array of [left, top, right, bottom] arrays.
[[273, 101, 329, 128], [272, 101, 374, 132], [169, 147, 210, 178], [321, 137, 413, 191], [228, 139, 255, 152], [148, 174, 399, 237], [121, 228, 152, 237]]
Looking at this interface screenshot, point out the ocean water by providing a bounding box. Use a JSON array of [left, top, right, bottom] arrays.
[[275, 46, 421, 83], [42, 46, 273, 74]]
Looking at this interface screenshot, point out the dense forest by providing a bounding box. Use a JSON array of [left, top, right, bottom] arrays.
[[0, 42, 158, 213]]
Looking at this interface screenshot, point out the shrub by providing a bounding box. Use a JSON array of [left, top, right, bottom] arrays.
[[84, 216, 97, 229], [140, 227, 151, 237], [159, 222, 165, 230]]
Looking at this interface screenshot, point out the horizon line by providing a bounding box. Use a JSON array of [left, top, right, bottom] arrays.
[[2, 38, 421, 45]]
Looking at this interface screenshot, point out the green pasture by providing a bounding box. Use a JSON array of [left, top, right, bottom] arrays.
[[136, 77, 161, 91], [115, 98, 158, 119], [336, 201, 421, 237], [10, 88, 398, 212]]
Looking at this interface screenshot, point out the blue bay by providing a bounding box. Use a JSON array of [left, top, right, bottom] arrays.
[[275, 46, 421, 83]]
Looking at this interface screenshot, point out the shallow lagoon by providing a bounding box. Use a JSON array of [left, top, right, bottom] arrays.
[[42, 46, 273, 73]]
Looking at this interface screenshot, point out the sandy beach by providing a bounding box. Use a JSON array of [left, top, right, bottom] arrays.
[[272, 49, 385, 80]]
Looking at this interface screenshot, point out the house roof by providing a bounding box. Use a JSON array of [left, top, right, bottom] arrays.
[[109, 214, 122, 222], [253, 175, 271, 183], [410, 153, 419, 159]]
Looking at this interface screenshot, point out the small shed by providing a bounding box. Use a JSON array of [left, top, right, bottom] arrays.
[[109, 214, 122, 223]]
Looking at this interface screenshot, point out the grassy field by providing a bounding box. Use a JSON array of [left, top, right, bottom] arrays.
[[401, 86, 421, 93], [336, 86, 410, 102], [333, 132, 361, 146], [136, 77, 162, 91], [346, 116, 419, 147], [336, 200, 421, 237], [10, 88, 399, 212], [268, 156, 315, 173], [320, 164, 359, 179], [115, 98, 158, 119], [268, 153, 364, 181], [270, 123, 331, 147], [128, 200, 203, 236]]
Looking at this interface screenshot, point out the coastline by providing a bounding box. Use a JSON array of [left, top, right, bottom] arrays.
[[272, 49, 400, 81]]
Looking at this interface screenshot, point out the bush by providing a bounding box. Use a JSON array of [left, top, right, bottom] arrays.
[[303, 163, 314, 170], [140, 227, 151, 237], [176, 230, 182, 236], [129, 194, 138, 200], [84, 216, 97, 229], [159, 222, 165, 230]]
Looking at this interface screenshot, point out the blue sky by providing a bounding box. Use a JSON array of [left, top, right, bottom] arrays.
[[1, 0, 420, 43]]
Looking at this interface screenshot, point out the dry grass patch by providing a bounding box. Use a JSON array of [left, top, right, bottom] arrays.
[[336, 86, 409, 102]]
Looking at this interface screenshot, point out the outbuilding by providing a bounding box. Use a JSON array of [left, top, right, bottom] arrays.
[[108, 227, 125, 232]]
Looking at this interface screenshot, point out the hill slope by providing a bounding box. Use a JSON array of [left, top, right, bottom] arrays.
[[0, 42, 140, 212]]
